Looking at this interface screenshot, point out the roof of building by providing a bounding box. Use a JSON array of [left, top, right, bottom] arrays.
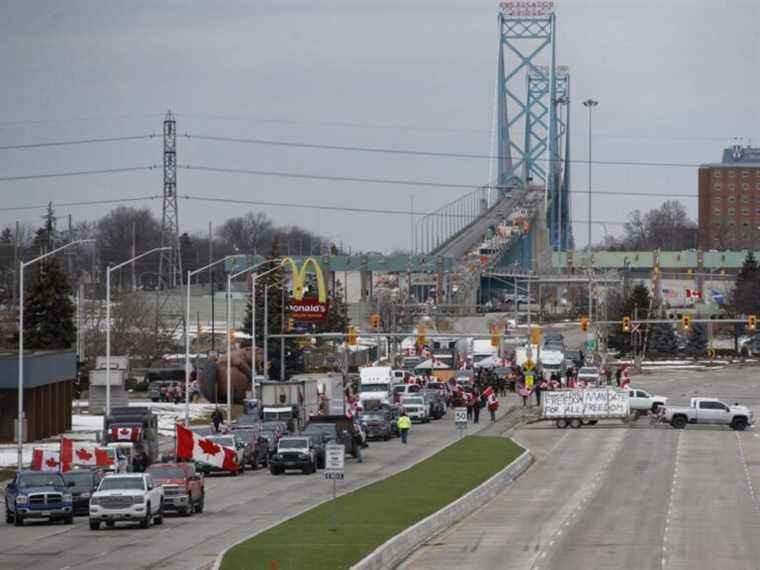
[[701, 145, 760, 168], [0, 350, 76, 390]]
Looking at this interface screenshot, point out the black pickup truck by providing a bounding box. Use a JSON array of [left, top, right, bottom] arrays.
[[306, 415, 366, 458]]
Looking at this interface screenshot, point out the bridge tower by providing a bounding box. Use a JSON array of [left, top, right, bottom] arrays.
[[495, 1, 572, 251]]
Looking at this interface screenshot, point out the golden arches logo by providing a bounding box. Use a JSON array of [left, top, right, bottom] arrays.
[[282, 257, 327, 303]]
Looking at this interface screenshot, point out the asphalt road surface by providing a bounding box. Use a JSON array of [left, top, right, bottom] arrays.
[[400, 365, 760, 570], [0, 404, 514, 570]]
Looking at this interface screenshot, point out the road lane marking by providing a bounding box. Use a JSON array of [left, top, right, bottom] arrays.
[[661, 430, 682, 569]]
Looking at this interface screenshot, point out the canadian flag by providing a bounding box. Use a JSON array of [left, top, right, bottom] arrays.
[[60, 437, 112, 472], [111, 426, 141, 442], [31, 449, 61, 471], [482, 386, 495, 399], [175, 425, 238, 471]]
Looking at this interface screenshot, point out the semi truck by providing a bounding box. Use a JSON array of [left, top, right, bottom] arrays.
[[257, 378, 320, 433], [103, 407, 159, 470]]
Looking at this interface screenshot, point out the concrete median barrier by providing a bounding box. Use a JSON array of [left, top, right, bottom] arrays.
[[350, 448, 533, 570]]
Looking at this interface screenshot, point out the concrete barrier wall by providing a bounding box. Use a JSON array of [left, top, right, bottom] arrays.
[[351, 449, 533, 570]]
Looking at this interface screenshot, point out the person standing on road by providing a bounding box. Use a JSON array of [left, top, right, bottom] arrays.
[[518, 383, 531, 407], [397, 412, 412, 444], [472, 390, 482, 424], [211, 407, 224, 433]]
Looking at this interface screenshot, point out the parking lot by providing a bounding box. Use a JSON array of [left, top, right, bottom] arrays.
[[0, 402, 510, 570], [400, 365, 760, 570]]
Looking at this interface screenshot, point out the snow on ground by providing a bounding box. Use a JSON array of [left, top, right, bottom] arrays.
[[0, 401, 216, 469]]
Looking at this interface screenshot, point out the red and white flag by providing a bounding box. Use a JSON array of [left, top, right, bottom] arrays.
[[482, 386, 495, 399], [111, 426, 141, 442], [175, 425, 238, 471], [60, 437, 111, 472], [31, 449, 61, 471]]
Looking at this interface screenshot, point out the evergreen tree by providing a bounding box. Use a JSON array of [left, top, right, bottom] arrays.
[[731, 252, 760, 316], [32, 203, 58, 251], [684, 323, 708, 358], [0, 227, 12, 243], [316, 279, 349, 337], [24, 258, 75, 349], [648, 322, 679, 356], [608, 282, 651, 355]]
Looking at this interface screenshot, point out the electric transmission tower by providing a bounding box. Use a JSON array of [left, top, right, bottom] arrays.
[[158, 110, 182, 289]]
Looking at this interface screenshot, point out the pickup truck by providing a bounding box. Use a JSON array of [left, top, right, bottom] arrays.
[[662, 398, 754, 430], [89, 473, 164, 530], [146, 463, 204, 516], [400, 396, 430, 423], [627, 388, 668, 415], [5, 470, 74, 526], [270, 436, 318, 475]]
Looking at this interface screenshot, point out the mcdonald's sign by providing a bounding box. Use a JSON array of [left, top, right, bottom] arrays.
[[283, 257, 330, 321]]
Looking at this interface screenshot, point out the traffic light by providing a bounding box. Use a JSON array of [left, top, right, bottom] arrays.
[[416, 325, 427, 347], [580, 316, 589, 332], [530, 326, 542, 345], [749, 315, 757, 331], [491, 332, 501, 347], [622, 316, 631, 333], [682, 315, 691, 330], [370, 313, 381, 329], [347, 326, 357, 346]]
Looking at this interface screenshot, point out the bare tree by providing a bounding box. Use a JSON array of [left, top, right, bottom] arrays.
[[215, 211, 274, 255]]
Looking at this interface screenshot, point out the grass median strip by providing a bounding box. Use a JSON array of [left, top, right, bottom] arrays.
[[222, 435, 524, 570]]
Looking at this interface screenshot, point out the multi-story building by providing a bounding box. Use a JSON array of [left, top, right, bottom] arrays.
[[699, 145, 760, 250]]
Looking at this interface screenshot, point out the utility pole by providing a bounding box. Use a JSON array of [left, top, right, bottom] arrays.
[[131, 218, 136, 291], [280, 284, 286, 381], [582, 98, 598, 253]]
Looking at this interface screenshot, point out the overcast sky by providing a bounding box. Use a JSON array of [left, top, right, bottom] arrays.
[[1, 0, 758, 252]]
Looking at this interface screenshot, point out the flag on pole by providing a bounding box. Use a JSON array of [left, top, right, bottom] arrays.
[[175, 425, 239, 472], [30, 449, 61, 471]]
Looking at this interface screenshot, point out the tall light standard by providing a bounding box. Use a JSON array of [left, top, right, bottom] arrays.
[[583, 98, 598, 332], [225, 259, 284, 421], [17, 239, 94, 469], [184, 254, 245, 425], [106, 247, 170, 417]]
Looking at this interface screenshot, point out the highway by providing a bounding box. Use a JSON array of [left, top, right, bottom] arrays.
[[400, 366, 760, 570], [0, 405, 511, 570]]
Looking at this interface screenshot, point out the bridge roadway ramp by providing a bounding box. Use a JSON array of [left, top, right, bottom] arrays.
[[430, 190, 528, 259]]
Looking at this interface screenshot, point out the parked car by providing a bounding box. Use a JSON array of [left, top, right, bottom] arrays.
[[269, 436, 318, 475], [260, 421, 289, 436], [234, 429, 271, 470], [146, 463, 204, 516], [420, 389, 446, 419], [89, 473, 164, 530], [391, 383, 422, 404], [63, 469, 102, 516], [231, 414, 261, 430], [5, 470, 74, 526], [299, 429, 328, 468], [359, 410, 393, 440], [576, 367, 600, 384], [401, 396, 430, 423], [259, 429, 283, 459]]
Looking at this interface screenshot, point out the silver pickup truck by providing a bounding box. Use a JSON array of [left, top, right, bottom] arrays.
[[662, 397, 753, 430]]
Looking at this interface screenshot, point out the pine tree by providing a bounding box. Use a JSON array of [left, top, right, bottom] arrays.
[[316, 279, 349, 337], [608, 282, 651, 355], [648, 322, 679, 356], [731, 252, 760, 316], [32, 203, 58, 251], [24, 258, 75, 349], [0, 227, 12, 243], [684, 323, 708, 358]]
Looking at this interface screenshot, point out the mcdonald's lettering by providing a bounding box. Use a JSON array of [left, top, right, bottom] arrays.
[[283, 257, 329, 321]]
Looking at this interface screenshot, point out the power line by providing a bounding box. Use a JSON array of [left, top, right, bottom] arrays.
[[0, 165, 158, 182], [180, 193, 628, 225], [176, 113, 753, 142], [0, 134, 156, 151], [178, 164, 698, 198], [183, 133, 710, 169], [0, 195, 160, 212]]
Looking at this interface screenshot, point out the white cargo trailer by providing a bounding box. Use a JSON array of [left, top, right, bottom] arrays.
[[541, 388, 630, 428]]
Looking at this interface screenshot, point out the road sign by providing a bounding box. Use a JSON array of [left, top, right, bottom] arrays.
[[455, 407, 467, 425], [324, 471, 344, 480], [585, 340, 596, 351], [325, 443, 345, 472], [707, 348, 717, 359], [523, 359, 535, 371]]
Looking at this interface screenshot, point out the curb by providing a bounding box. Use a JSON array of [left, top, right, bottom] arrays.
[[350, 448, 533, 570]]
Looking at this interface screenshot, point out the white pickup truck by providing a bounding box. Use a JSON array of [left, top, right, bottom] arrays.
[[662, 397, 754, 430], [89, 473, 164, 530], [627, 388, 668, 415]]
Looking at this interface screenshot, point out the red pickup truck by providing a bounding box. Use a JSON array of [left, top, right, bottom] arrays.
[[146, 462, 204, 516]]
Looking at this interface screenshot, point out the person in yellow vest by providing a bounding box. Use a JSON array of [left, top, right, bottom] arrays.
[[397, 412, 412, 444]]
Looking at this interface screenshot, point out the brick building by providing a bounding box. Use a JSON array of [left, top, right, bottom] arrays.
[[699, 145, 760, 250]]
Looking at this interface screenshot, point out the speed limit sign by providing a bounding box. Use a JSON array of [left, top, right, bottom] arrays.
[[455, 407, 467, 425]]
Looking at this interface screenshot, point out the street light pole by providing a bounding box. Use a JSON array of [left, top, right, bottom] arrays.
[[582, 98, 598, 253], [106, 247, 169, 418], [183, 254, 244, 425], [226, 260, 283, 421], [17, 239, 94, 470]]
